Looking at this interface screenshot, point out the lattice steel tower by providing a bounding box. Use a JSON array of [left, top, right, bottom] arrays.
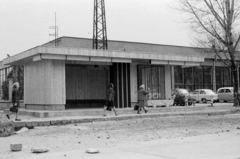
[[93, 0, 108, 50]]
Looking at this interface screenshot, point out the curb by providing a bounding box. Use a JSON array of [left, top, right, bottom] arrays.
[[13, 108, 240, 128]]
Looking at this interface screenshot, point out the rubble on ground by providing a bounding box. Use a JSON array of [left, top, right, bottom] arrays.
[[0, 114, 14, 137], [10, 143, 22, 151], [15, 127, 29, 134], [31, 147, 49, 153], [86, 148, 100, 154]]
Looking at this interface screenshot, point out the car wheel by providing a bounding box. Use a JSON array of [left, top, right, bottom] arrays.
[[202, 98, 207, 103]]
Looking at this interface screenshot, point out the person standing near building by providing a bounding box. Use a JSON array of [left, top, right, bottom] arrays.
[[137, 85, 148, 114], [6, 82, 21, 121], [103, 83, 118, 116]]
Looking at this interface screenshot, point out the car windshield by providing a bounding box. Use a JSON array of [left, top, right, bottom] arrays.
[[205, 90, 216, 95]]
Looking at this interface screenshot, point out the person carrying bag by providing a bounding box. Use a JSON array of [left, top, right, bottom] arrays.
[[103, 83, 118, 116], [137, 85, 148, 114]]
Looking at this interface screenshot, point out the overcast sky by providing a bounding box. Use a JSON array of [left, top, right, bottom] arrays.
[[0, 0, 192, 61]]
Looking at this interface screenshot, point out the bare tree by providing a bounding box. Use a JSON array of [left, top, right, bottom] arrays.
[[178, 0, 240, 106]]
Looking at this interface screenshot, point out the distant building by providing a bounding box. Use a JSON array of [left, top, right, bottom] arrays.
[[1, 37, 235, 110]]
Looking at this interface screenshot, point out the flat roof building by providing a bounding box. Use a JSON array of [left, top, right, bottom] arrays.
[[1, 37, 234, 110]]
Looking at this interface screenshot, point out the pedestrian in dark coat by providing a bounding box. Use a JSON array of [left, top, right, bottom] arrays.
[[137, 85, 148, 114], [103, 83, 118, 116], [6, 82, 21, 121]]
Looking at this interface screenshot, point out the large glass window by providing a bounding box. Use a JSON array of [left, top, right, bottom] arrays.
[[194, 67, 203, 86], [216, 67, 232, 90], [0, 69, 6, 99], [216, 67, 222, 86], [184, 67, 193, 91], [203, 66, 212, 89], [223, 67, 231, 86], [174, 66, 220, 91], [0, 66, 24, 101], [138, 65, 165, 100], [174, 66, 183, 84], [184, 67, 193, 84]]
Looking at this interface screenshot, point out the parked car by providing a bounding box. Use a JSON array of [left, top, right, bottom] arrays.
[[172, 88, 194, 106], [172, 88, 190, 97], [217, 87, 234, 102], [191, 89, 218, 103]]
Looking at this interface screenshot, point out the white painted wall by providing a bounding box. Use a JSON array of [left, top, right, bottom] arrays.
[[165, 65, 172, 99], [130, 64, 138, 103]]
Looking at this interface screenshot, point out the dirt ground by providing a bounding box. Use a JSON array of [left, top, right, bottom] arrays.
[[1, 113, 240, 159]]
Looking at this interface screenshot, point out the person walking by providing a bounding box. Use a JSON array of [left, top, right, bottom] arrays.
[[103, 83, 118, 116], [6, 82, 21, 121], [137, 85, 148, 114]]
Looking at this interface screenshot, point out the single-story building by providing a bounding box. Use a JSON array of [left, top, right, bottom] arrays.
[[1, 37, 235, 110]]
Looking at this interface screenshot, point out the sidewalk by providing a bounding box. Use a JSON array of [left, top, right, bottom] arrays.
[[2, 103, 240, 128]]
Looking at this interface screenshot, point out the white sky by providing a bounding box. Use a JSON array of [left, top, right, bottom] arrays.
[[0, 0, 192, 61]]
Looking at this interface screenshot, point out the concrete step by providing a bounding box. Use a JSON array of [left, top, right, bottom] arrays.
[[11, 107, 240, 129], [3, 106, 205, 118]]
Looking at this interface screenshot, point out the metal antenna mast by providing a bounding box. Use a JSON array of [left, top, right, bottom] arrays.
[[93, 0, 108, 50], [49, 12, 58, 46]]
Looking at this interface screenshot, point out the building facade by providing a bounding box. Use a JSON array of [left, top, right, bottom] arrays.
[[1, 37, 235, 110]]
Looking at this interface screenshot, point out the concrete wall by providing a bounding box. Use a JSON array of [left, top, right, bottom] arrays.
[[165, 65, 172, 99], [201, 59, 226, 66], [24, 60, 66, 110], [130, 64, 138, 107]]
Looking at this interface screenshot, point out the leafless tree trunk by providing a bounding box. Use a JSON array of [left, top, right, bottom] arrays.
[[178, 0, 240, 106]]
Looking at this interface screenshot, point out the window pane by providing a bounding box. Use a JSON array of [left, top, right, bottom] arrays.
[[216, 67, 222, 85], [141, 67, 151, 91], [138, 65, 164, 100], [204, 85, 212, 89], [174, 66, 183, 84], [194, 67, 203, 85], [200, 90, 205, 94], [203, 66, 212, 85], [226, 89, 231, 93], [219, 89, 224, 93], [195, 85, 203, 89], [184, 67, 193, 84], [223, 67, 231, 86]]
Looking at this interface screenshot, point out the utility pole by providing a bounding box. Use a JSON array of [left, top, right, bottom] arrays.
[[93, 0, 108, 50]]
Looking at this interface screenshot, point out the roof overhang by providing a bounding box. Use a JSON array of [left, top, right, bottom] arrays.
[[3, 46, 205, 66]]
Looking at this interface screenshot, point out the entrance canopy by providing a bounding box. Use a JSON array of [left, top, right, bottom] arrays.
[[3, 46, 205, 66]]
